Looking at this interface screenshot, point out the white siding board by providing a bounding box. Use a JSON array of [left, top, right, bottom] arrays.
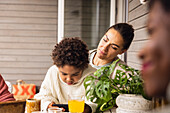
[[129, 0, 141, 12], [127, 62, 141, 70], [128, 40, 148, 52], [0, 30, 56, 37], [0, 43, 54, 50], [128, 3, 148, 21], [129, 14, 148, 30], [0, 17, 56, 24], [0, 36, 56, 43], [0, 11, 56, 18], [0, 62, 52, 68], [134, 28, 148, 41], [0, 24, 56, 30], [3, 75, 45, 80], [127, 52, 141, 64], [0, 4, 57, 12], [0, 55, 52, 62], [0, 68, 48, 75], [3, 74, 44, 81], [0, 49, 52, 56], [0, 0, 57, 5]]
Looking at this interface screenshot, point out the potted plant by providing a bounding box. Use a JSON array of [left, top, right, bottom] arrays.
[[84, 59, 152, 113]]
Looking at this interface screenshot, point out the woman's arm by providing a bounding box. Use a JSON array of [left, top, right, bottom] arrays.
[[0, 75, 15, 102]]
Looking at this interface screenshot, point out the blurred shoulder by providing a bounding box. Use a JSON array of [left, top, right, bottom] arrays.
[[89, 49, 97, 55], [46, 65, 59, 78], [48, 65, 58, 71], [83, 64, 97, 76]]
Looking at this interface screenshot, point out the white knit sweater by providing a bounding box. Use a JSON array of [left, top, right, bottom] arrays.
[[34, 64, 97, 112]]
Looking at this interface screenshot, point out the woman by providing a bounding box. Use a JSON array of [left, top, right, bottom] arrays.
[[89, 23, 134, 78], [138, 0, 170, 112], [34, 37, 96, 113], [0, 74, 15, 102]]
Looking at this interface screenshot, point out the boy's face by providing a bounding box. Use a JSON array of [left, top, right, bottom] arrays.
[[96, 28, 126, 62], [58, 65, 83, 85], [138, 2, 170, 97]]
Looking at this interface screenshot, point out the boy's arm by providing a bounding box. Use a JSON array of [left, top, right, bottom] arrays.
[[34, 67, 59, 111]]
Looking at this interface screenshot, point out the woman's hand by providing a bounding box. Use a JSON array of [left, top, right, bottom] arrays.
[[47, 102, 65, 112]]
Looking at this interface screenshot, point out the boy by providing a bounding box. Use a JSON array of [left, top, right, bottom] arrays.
[[34, 38, 96, 113]]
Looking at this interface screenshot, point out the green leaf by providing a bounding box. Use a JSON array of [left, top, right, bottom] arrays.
[[100, 99, 116, 111], [111, 89, 118, 93], [94, 66, 110, 78], [109, 59, 120, 75], [95, 81, 112, 101], [84, 76, 96, 100]]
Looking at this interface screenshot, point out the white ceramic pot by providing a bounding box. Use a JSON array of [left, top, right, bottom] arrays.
[[116, 94, 152, 113]]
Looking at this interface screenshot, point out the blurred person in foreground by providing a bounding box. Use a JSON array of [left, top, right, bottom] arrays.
[[0, 74, 15, 102], [34, 37, 97, 113], [89, 23, 134, 78], [138, 0, 170, 112]]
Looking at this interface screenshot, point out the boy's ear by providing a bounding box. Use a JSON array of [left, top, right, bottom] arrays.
[[119, 49, 127, 54]]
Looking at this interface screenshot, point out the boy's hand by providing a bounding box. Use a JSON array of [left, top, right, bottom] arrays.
[[48, 102, 56, 108], [47, 102, 65, 112], [83, 103, 92, 113]]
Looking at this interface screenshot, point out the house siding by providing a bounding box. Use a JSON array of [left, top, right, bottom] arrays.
[[127, 0, 149, 69], [0, 0, 57, 86]]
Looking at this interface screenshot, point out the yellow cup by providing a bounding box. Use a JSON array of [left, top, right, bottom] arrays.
[[68, 94, 85, 113]]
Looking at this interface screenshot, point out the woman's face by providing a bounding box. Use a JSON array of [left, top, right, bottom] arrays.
[[58, 65, 83, 85], [96, 28, 126, 62], [138, 2, 170, 97]]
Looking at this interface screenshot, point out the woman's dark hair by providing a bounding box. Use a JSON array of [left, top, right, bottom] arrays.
[[149, 0, 170, 12], [106, 23, 134, 50], [52, 37, 89, 70]]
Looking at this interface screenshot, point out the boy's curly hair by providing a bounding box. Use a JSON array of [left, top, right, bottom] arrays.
[[52, 37, 89, 70]]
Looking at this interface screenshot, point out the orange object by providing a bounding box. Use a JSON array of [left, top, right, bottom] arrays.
[[12, 80, 36, 100]]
